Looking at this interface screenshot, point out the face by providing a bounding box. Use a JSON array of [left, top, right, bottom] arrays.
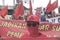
[[27, 21, 39, 34]]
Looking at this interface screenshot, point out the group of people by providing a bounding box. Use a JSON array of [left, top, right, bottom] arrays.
[[0, 15, 26, 20], [0, 11, 60, 40]]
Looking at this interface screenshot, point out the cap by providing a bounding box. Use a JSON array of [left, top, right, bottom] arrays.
[[27, 15, 39, 22]]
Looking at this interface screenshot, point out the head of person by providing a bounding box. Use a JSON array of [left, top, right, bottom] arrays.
[[27, 15, 39, 37]]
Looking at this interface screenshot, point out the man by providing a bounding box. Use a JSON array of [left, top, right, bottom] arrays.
[[22, 15, 46, 37], [0, 16, 4, 19], [5, 15, 15, 20], [21, 15, 59, 40]]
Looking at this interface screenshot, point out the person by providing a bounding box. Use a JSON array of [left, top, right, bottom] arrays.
[[5, 15, 15, 20], [0, 16, 4, 19], [18, 16, 24, 20], [22, 15, 46, 38], [21, 15, 59, 40]]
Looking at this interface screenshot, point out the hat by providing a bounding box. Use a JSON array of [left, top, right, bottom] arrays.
[[27, 15, 39, 22]]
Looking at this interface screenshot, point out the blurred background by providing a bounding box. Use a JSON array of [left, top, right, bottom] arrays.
[[0, 0, 60, 23]]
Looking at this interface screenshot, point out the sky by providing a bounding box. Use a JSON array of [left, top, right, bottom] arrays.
[[23, 0, 60, 14], [34, 0, 60, 8], [23, 0, 60, 8], [34, 0, 60, 14], [0, 0, 60, 13], [0, 0, 60, 8]]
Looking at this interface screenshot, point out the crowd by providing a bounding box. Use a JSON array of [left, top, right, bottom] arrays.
[[0, 7, 60, 23]]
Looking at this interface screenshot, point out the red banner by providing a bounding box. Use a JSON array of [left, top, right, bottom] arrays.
[[39, 22, 60, 38], [0, 20, 60, 40], [0, 20, 27, 40]]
